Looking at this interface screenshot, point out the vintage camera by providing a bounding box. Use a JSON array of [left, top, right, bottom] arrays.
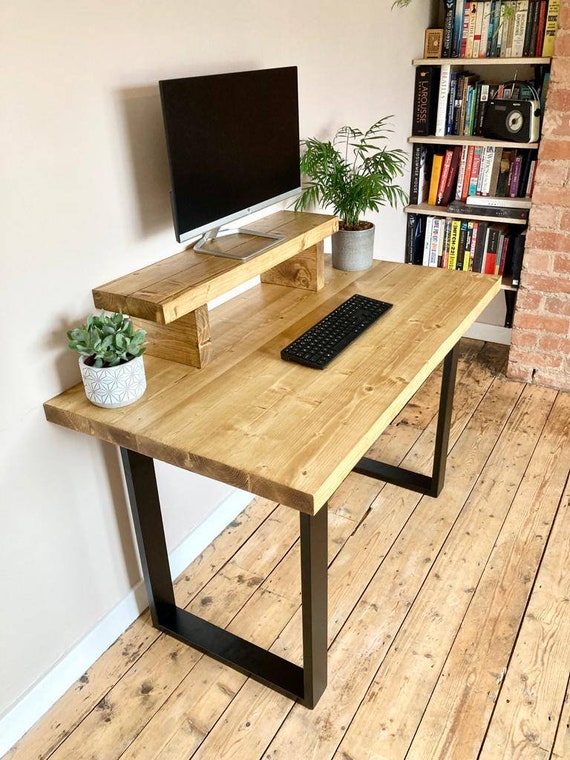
[[482, 99, 541, 143]]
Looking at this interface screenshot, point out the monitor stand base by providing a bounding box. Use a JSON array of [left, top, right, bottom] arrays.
[[194, 226, 285, 261]]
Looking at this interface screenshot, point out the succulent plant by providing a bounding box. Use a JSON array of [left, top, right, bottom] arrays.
[[67, 312, 147, 368]]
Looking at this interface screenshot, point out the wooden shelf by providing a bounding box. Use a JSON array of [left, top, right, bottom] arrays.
[[405, 203, 528, 226], [408, 135, 539, 150], [412, 56, 550, 66], [93, 211, 337, 324], [92, 211, 338, 368]]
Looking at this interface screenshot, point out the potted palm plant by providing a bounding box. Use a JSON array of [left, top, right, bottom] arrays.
[[67, 312, 147, 408], [294, 116, 408, 271]]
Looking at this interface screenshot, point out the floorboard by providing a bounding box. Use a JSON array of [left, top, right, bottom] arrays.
[[4, 339, 569, 760]]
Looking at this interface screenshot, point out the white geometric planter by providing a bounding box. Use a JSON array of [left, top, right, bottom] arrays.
[[79, 355, 146, 409]]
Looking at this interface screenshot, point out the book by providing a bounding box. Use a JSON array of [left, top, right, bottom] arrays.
[[434, 217, 446, 266], [447, 199, 530, 219], [453, 0, 466, 56], [498, 228, 512, 275], [466, 220, 479, 270], [459, 74, 479, 134], [436, 148, 455, 204], [472, 221, 489, 272], [407, 213, 427, 265], [405, 212, 417, 263], [528, 0, 541, 54], [460, 3, 472, 57], [525, 158, 537, 196], [457, 219, 469, 269], [422, 215, 435, 266], [460, 145, 476, 202], [412, 66, 439, 136], [409, 144, 429, 204], [466, 194, 532, 208], [454, 145, 470, 201], [440, 145, 463, 206], [542, 0, 560, 55], [513, 1, 529, 56], [446, 71, 459, 134], [496, 149, 517, 196], [447, 218, 462, 269], [428, 152, 445, 205], [489, 0, 502, 55], [471, 2, 485, 58], [435, 64, 452, 137], [478, 145, 496, 195], [495, 1, 506, 56], [467, 146, 483, 196], [523, 0, 538, 55], [479, 1, 493, 57], [508, 153, 524, 197], [535, 0, 548, 55], [442, 0, 457, 57], [425, 216, 444, 267], [510, 230, 526, 286], [487, 147, 503, 196], [483, 224, 500, 274], [465, 2, 478, 57], [501, 2, 515, 56], [440, 219, 450, 268], [473, 82, 489, 135]]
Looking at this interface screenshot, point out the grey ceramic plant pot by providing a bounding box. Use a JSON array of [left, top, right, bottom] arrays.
[[331, 224, 375, 271]]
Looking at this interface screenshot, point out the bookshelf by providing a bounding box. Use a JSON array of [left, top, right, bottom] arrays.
[[405, 44, 551, 343]]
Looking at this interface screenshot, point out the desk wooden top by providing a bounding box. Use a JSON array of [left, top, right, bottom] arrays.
[[45, 261, 501, 514]]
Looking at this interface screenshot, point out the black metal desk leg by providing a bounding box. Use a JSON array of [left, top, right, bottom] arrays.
[[120, 447, 328, 708], [353, 342, 459, 497], [300, 506, 328, 707], [429, 343, 459, 496], [120, 448, 175, 624]]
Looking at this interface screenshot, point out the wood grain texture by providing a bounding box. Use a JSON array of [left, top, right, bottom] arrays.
[[336, 384, 556, 760], [408, 392, 570, 760], [92, 212, 338, 324], [133, 306, 212, 367], [479, 470, 570, 760], [260, 241, 325, 291], [46, 260, 502, 514]]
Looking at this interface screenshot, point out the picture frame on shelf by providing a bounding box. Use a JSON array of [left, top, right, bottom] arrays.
[[424, 28, 443, 58]]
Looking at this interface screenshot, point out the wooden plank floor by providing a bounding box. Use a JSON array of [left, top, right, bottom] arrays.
[[5, 339, 569, 760]]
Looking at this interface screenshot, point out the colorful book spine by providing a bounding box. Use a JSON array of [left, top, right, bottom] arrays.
[[535, 0, 548, 55], [513, 1, 529, 56], [422, 215, 434, 266], [479, 1, 493, 56], [542, 0, 560, 55], [436, 64, 452, 137], [447, 219, 462, 269], [442, 0, 457, 57], [437, 149, 455, 204], [412, 67, 438, 136], [428, 152, 445, 205]]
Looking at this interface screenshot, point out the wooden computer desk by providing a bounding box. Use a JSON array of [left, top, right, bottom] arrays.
[[44, 213, 501, 709]]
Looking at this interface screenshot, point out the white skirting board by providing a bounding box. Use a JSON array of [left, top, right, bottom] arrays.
[[0, 489, 253, 758]]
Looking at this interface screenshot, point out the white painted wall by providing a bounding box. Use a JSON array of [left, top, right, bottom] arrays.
[[0, 0, 433, 746]]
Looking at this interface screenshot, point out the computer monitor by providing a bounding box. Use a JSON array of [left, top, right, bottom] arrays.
[[159, 66, 301, 259]]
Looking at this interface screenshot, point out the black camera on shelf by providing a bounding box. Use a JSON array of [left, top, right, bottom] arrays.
[[482, 98, 542, 143]]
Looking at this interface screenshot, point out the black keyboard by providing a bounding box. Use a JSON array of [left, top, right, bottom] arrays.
[[281, 293, 393, 369]]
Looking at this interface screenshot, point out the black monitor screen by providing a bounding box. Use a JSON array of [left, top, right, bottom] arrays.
[[159, 66, 301, 243]]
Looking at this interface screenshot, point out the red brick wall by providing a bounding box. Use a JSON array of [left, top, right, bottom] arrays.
[[507, 1, 570, 391]]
